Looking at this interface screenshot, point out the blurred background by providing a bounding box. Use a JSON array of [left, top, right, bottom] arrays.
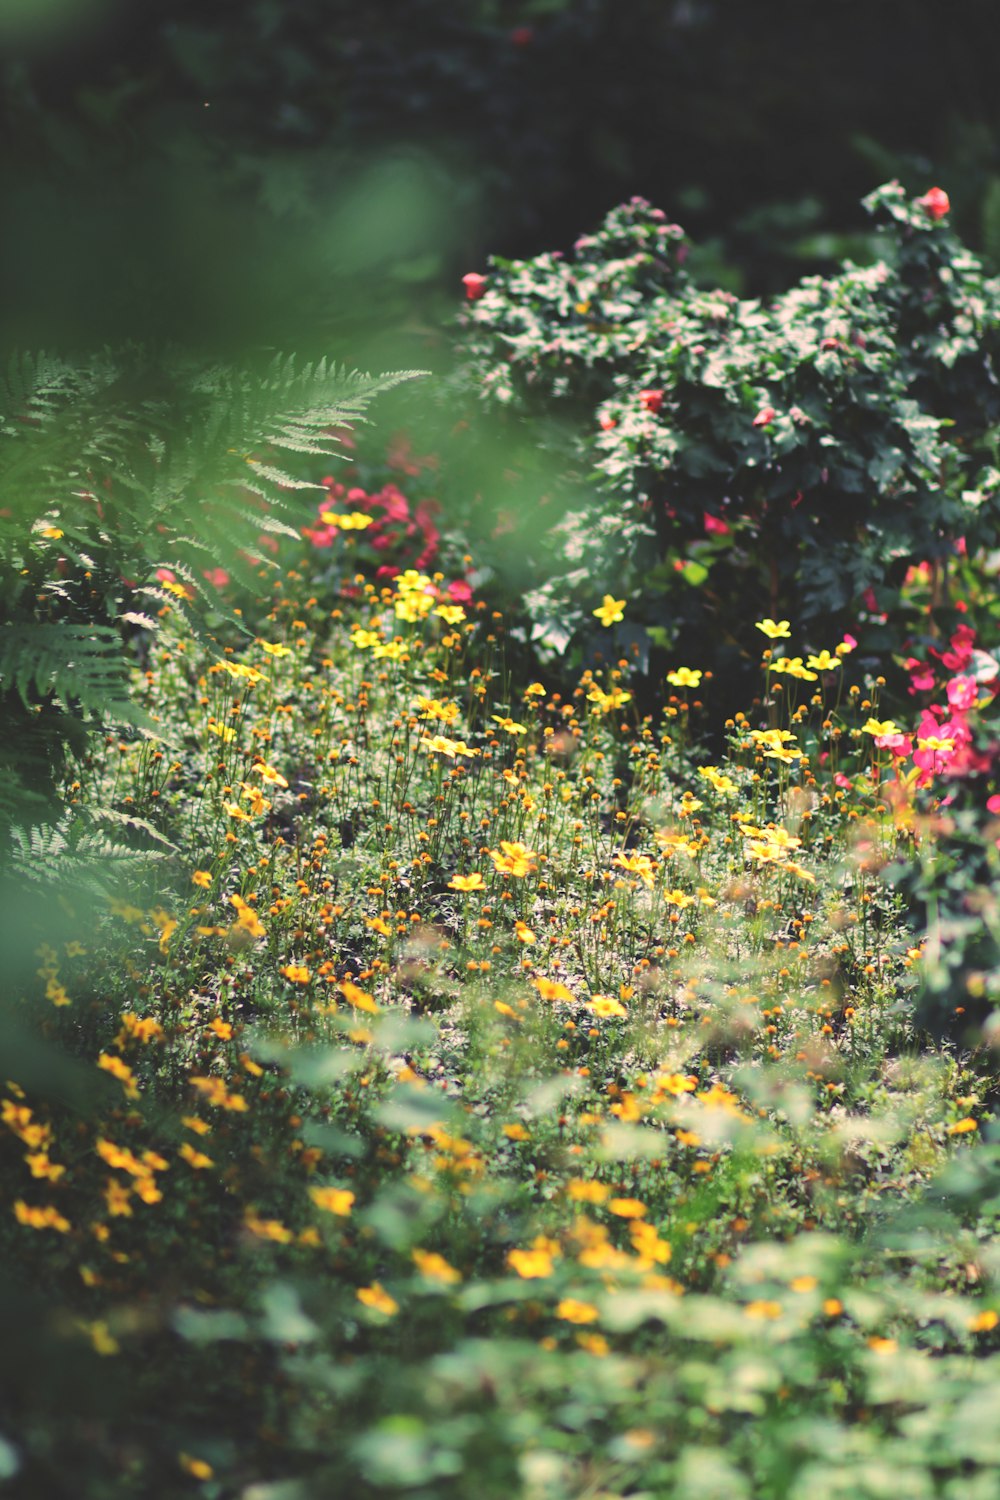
[[3, 0, 1000, 372]]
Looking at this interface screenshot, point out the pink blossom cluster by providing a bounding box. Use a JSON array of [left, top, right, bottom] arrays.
[[883, 624, 999, 788], [304, 477, 442, 575]]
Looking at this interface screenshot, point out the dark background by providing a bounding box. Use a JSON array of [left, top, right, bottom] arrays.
[[3, 0, 1000, 363]]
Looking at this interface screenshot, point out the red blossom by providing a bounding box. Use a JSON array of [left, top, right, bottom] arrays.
[[918, 186, 950, 220]]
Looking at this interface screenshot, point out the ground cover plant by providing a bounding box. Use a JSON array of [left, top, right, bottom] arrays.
[[3, 427, 1000, 1497], [3, 182, 1000, 1499]]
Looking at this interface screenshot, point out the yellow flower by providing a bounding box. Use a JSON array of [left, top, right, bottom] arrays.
[[755, 618, 792, 639], [532, 977, 575, 1003], [97, 1054, 140, 1099], [412, 1249, 462, 1283], [770, 656, 818, 681], [514, 920, 536, 944], [969, 1309, 999, 1332], [191, 870, 212, 888], [434, 604, 467, 624], [190, 1076, 248, 1112], [104, 1178, 133, 1217], [24, 1152, 65, 1182], [491, 714, 527, 735], [507, 1247, 555, 1279], [666, 667, 702, 688], [14, 1200, 71, 1232], [80, 1319, 119, 1356], [556, 1298, 600, 1324], [244, 1211, 294, 1244], [608, 1197, 647, 1219], [357, 1282, 398, 1316], [488, 841, 538, 877], [179, 1454, 214, 1481], [503, 1122, 530, 1141], [319, 509, 373, 530], [96, 1138, 147, 1177], [448, 872, 485, 892], [420, 734, 480, 758], [230, 894, 265, 939], [179, 1143, 214, 1170], [806, 650, 840, 671], [182, 1115, 211, 1136], [947, 1117, 978, 1135], [350, 628, 381, 650], [206, 1017, 233, 1040], [586, 996, 627, 1018], [593, 595, 626, 627], [587, 686, 632, 713], [255, 761, 289, 787], [280, 963, 311, 985], [309, 1185, 355, 1215], [611, 852, 657, 888], [415, 696, 461, 723], [339, 980, 380, 1014], [567, 1179, 609, 1203], [656, 1072, 697, 1097], [744, 1300, 783, 1320], [863, 718, 902, 738], [259, 640, 293, 657]]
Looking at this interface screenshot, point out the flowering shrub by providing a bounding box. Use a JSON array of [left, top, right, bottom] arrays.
[[450, 182, 1000, 683]]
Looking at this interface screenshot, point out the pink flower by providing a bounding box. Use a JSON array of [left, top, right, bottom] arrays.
[[946, 675, 978, 712], [203, 568, 230, 589], [876, 733, 913, 758], [448, 579, 473, 603], [752, 406, 776, 427], [918, 187, 950, 220], [834, 772, 852, 790], [703, 511, 729, 536], [462, 273, 488, 301], [987, 795, 1000, 814], [155, 567, 176, 584]]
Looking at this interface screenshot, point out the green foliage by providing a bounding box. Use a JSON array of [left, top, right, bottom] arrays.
[[0, 347, 423, 831], [449, 183, 1000, 683], [1, 549, 998, 1497]]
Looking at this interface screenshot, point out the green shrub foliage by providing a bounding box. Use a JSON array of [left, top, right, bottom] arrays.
[[453, 182, 1000, 668]]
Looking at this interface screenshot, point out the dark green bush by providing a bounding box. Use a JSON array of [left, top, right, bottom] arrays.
[[450, 182, 1000, 685]]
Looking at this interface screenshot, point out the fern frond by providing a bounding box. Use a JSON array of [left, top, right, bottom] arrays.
[[0, 622, 134, 717]]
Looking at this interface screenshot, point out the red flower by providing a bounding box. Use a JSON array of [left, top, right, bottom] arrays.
[[639, 389, 663, 414], [752, 406, 776, 427], [918, 187, 950, 220], [462, 273, 488, 301]]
